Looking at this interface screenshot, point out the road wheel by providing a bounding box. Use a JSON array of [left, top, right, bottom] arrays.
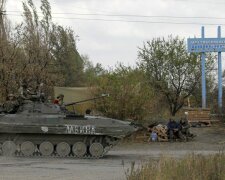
[[39, 141, 54, 156], [2, 141, 16, 156], [56, 142, 70, 157], [21, 141, 35, 156], [72, 142, 87, 157], [89, 142, 104, 158]]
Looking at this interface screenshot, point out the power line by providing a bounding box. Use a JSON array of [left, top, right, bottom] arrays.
[[6, 10, 225, 20], [48, 1, 117, 14], [6, 13, 225, 26]]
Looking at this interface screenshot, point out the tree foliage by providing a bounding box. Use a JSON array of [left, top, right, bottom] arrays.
[[93, 64, 153, 121], [0, 0, 86, 100], [138, 36, 215, 116], [21, 0, 60, 90], [82, 55, 106, 86], [50, 25, 84, 86]]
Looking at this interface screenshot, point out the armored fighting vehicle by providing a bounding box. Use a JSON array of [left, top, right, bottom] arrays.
[[0, 94, 139, 158]]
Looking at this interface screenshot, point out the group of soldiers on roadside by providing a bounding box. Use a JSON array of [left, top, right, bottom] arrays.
[[148, 114, 195, 142], [167, 116, 195, 141]]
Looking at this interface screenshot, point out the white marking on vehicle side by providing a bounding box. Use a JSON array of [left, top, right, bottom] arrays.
[[41, 126, 48, 133], [65, 125, 96, 134]]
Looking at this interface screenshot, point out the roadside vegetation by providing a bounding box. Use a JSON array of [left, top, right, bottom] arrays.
[[0, 0, 224, 121], [125, 153, 225, 180], [0, 0, 99, 99]]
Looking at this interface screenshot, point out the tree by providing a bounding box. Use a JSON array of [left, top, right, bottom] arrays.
[[0, 0, 23, 99], [19, 0, 85, 91], [138, 36, 215, 116], [50, 25, 84, 86], [18, 0, 63, 95], [82, 55, 106, 86], [93, 64, 153, 121], [0, 0, 85, 101]]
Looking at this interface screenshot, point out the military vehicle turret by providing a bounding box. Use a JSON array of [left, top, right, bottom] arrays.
[[0, 93, 139, 158]]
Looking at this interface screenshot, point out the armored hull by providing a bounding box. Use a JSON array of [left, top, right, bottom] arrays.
[[0, 101, 138, 158]]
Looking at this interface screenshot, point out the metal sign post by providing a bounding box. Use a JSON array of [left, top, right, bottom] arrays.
[[201, 26, 206, 108], [187, 26, 224, 111], [217, 26, 223, 112]]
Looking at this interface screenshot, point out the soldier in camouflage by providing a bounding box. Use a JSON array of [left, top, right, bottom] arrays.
[[3, 94, 19, 113]]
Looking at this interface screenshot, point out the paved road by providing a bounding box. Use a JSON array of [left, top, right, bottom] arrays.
[[0, 145, 223, 180], [0, 125, 224, 180]]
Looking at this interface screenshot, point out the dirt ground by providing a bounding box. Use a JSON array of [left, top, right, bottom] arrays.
[[0, 123, 224, 180]]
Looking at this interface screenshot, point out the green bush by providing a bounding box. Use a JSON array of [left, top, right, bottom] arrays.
[[93, 64, 154, 121]]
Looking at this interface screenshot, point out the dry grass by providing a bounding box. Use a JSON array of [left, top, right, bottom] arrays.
[[125, 153, 225, 180]]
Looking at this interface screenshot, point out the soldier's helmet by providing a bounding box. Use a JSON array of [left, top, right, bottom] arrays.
[[8, 94, 14, 97], [8, 94, 15, 100]]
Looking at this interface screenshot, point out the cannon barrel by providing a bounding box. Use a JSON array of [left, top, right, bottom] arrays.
[[64, 93, 109, 107]]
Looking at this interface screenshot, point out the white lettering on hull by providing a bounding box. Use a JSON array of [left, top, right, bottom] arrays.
[[65, 125, 96, 134]]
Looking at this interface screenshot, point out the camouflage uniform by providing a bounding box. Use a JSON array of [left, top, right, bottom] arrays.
[[180, 118, 189, 132], [180, 117, 194, 138], [3, 94, 19, 113]]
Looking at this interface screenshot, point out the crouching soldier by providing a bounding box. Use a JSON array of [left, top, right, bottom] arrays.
[[180, 117, 195, 139]]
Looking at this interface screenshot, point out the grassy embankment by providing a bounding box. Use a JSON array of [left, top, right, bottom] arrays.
[[125, 153, 225, 180]]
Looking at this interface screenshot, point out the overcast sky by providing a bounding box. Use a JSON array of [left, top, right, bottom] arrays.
[[5, 0, 225, 68]]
